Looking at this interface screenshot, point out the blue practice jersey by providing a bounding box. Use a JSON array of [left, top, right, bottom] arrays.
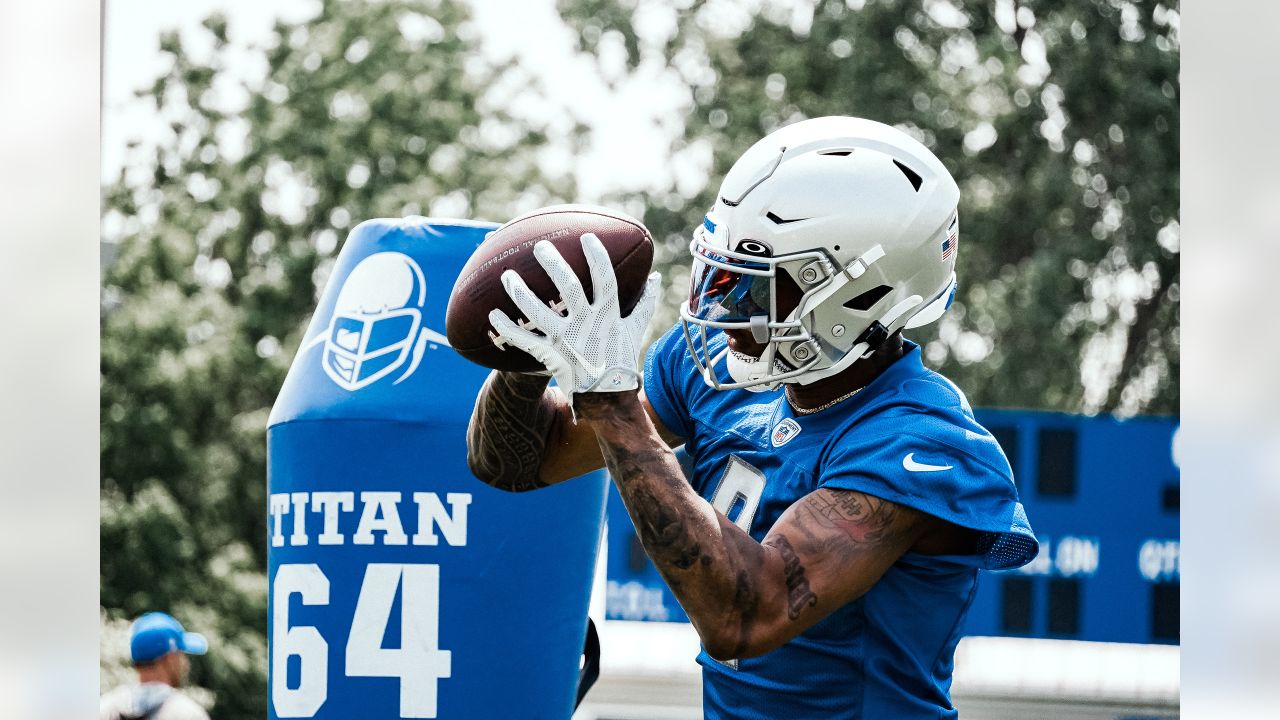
[[642, 324, 1039, 720]]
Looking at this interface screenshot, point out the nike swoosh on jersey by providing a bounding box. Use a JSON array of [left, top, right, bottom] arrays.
[[902, 453, 953, 472]]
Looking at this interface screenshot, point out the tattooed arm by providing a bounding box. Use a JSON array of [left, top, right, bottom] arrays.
[[577, 391, 944, 660], [465, 372, 560, 492], [465, 370, 680, 491]]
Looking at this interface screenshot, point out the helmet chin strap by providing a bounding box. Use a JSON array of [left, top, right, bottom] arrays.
[[726, 347, 785, 392]]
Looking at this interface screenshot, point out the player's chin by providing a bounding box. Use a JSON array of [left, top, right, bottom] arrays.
[[725, 329, 766, 358]]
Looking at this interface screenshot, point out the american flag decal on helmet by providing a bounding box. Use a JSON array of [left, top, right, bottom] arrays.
[[941, 213, 958, 261]]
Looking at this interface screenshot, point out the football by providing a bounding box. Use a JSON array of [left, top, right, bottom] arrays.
[[446, 204, 655, 372]]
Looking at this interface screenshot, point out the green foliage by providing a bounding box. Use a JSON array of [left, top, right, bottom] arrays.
[[559, 0, 1179, 415], [101, 1, 577, 715]]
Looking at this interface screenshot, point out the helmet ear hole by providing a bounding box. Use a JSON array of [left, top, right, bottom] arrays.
[[775, 271, 805, 317], [843, 285, 892, 312]]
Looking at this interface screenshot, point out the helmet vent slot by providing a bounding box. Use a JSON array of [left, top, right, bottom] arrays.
[[765, 211, 807, 225], [893, 159, 923, 192], [844, 285, 892, 311], [819, 149, 853, 156]]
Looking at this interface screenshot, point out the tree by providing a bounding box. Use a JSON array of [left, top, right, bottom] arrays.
[[100, 1, 580, 715], [559, 0, 1179, 415]]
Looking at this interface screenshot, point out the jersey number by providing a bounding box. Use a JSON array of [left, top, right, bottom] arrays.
[[708, 454, 767, 532], [707, 455, 766, 669], [272, 563, 452, 718]]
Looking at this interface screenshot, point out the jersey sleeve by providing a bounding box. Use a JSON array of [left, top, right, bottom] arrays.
[[642, 322, 696, 439], [818, 413, 1038, 570]]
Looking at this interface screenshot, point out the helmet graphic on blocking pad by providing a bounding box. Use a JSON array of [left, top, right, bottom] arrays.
[[316, 252, 444, 391]]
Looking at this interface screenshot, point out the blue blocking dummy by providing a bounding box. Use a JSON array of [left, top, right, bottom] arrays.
[[267, 217, 608, 719]]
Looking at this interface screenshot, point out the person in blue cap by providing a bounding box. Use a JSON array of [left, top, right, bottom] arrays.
[[100, 612, 211, 720]]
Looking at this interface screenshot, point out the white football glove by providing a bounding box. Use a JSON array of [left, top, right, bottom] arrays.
[[489, 233, 661, 404]]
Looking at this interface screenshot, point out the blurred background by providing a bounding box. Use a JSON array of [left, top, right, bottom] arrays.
[[96, 0, 1180, 718]]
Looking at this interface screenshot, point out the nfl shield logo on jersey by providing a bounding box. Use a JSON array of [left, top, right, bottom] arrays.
[[771, 418, 802, 447]]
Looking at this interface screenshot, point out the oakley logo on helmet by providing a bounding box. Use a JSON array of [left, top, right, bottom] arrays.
[[303, 252, 449, 391], [736, 240, 773, 257]]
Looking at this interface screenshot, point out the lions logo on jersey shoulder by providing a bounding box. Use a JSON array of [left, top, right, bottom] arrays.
[[303, 252, 449, 391]]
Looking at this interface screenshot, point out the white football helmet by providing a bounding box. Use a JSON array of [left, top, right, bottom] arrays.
[[680, 116, 961, 390]]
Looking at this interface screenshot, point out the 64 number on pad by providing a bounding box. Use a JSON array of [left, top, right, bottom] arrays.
[[272, 563, 452, 718]]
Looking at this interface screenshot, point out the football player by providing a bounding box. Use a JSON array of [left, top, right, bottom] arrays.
[[467, 116, 1038, 718]]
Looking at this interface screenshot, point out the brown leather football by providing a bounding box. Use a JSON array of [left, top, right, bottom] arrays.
[[446, 204, 655, 372]]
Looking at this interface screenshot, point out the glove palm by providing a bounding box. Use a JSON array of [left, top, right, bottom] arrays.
[[488, 233, 661, 403]]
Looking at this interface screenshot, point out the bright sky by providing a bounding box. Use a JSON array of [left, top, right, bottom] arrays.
[[101, 0, 697, 202]]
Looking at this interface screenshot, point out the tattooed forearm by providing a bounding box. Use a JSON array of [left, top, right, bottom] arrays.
[[797, 490, 901, 544], [766, 535, 818, 620], [595, 435, 706, 570], [728, 568, 762, 657], [626, 479, 705, 569], [466, 371, 561, 492], [578, 392, 768, 656]]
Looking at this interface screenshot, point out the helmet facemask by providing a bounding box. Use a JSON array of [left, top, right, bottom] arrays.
[[680, 216, 833, 390], [679, 211, 958, 391]]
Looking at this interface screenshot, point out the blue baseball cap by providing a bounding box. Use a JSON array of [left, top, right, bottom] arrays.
[[129, 612, 209, 664]]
